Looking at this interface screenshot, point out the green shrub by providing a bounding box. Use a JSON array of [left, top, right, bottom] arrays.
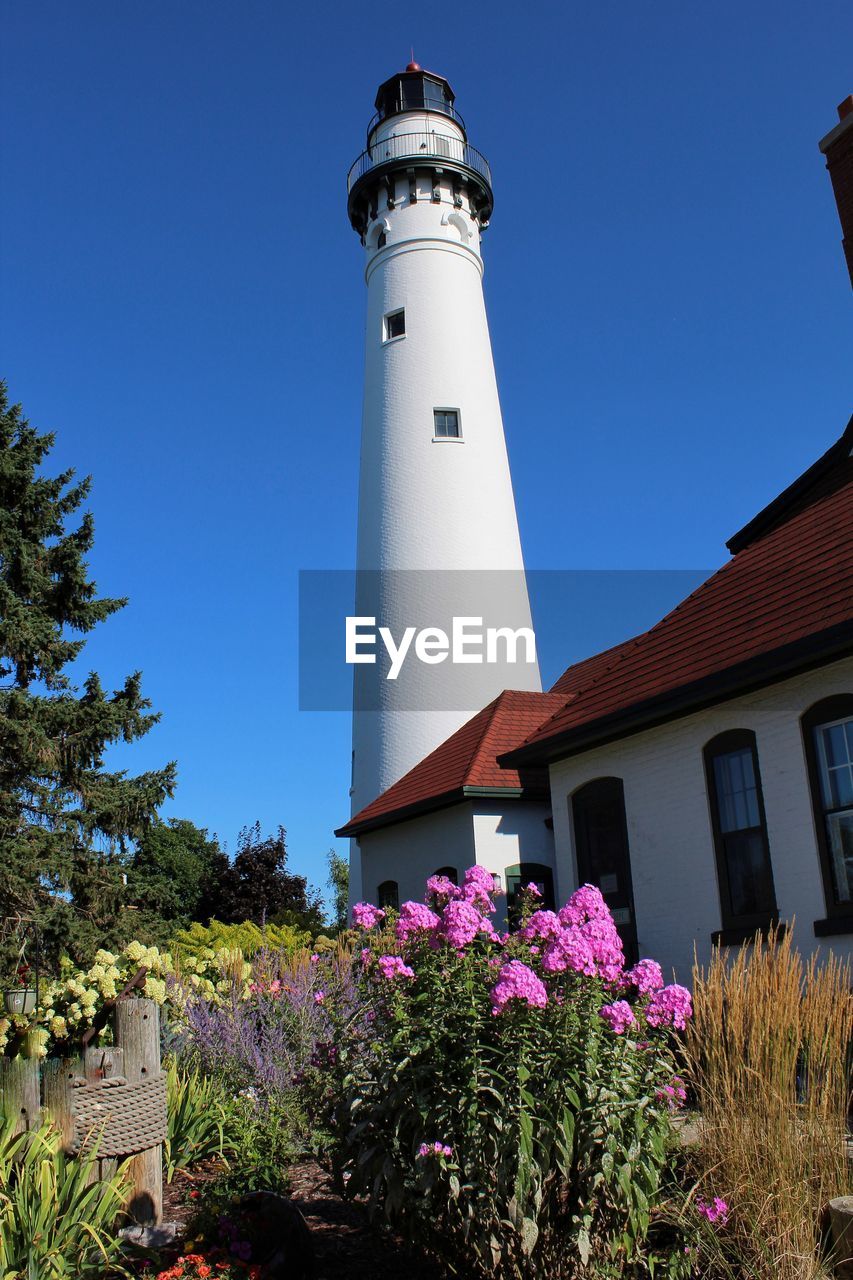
[[337, 874, 692, 1278], [172, 918, 309, 961], [0, 1118, 131, 1279], [165, 1059, 236, 1181]]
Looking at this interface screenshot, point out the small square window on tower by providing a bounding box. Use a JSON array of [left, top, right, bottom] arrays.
[[433, 408, 461, 439], [383, 309, 405, 341]]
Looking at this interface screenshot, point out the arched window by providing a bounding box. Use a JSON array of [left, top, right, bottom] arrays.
[[801, 695, 853, 923], [704, 730, 777, 938], [433, 865, 458, 885], [571, 777, 638, 964], [505, 862, 555, 921], [377, 880, 399, 911]]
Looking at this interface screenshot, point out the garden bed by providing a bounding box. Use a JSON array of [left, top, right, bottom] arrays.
[[155, 1159, 448, 1279]]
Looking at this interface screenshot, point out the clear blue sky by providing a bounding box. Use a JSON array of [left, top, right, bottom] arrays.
[[2, 1, 850, 903]]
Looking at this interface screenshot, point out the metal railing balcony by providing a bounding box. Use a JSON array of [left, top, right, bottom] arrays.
[[347, 131, 492, 195]]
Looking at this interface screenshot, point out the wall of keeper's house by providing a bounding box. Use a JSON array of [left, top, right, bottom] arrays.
[[356, 798, 555, 925], [547, 656, 853, 983]]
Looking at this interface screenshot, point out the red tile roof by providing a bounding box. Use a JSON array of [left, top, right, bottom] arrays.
[[502, 433, 853, 767], [336, 689, 566, 837], [549, 636, 644, 697]]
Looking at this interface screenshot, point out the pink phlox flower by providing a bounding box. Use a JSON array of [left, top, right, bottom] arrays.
[[599, 1000, 636, 1035], [352, 902, 386, 929], [439, 898, 487, 950], [524, 881, 542, 897], [313, 991, 326, 1004], [696, 1196, 729, 1225], [417, 1141, 453, 1159], [580, 915, 625, 982], [310, 953, 320, 964], [625, 958, 664, 995], [360, 947, 372, 965], [656, 1076, 688, 1110], [519, 910, 562, 942], [426, 874, 462, 904], [395, 901, 441, 942], [377, 954, 415, 981], [460, 865, 496, 913], [559, 883, 610, 926], [646, 983, 693, 1030], [541, 925, 596, 976], [489, 960, 548, 1015]]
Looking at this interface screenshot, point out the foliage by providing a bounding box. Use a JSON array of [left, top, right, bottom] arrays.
[[326, 847, 349, 934], [216, 823, 324, 934], [165, 1058, 237, 1182], [0, 1117, 131, 1279], [0, 384, 176, 971], [171, 919, 308, 963], [127, 819, 231, 941], [336, 871, 693, 1278], [0, 938, 251, 1055], [684, 926, 853, 1280], [179, 942, 356, 1173]]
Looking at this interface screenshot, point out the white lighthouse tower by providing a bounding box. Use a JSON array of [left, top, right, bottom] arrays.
[[346, 63, 541, 902]]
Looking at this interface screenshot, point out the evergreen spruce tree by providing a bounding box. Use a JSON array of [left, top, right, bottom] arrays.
[[0, 383, 176, 968]]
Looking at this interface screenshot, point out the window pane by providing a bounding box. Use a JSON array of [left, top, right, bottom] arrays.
[[826, 811, 853, 904], [713, 748, 760, 832], [385, 310, 405, 339], [434, 409, 459, 438], [817, 720, 853, 809], [822, 722, 851, 769], [724, 830, 776, 917]]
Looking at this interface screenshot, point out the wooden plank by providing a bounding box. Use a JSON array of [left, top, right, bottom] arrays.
[[0, 1054, 40, 1136]]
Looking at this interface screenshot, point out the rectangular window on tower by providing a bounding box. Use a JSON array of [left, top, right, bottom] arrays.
[[383, 309, 405, 341], [433, 408, 461, 440]]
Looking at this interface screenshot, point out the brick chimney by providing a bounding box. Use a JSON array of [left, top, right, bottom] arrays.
[[819, 95, 853, 288]]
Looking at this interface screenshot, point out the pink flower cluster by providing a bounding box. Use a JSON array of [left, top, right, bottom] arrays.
[[490, 960, 548, 1015], [520, 885, 624, 982], [656, 1076, 687, 1110], [377, 954, 415, 981], [417, 1141, 453, 1159], [645, 983, 692, 1031], [599, 1000, 636, 1035], [696, 1196, 729, 1226], [395, 900, 441, 942], [624, 958, 664, 995], [425, 874, 461, 903], [352, 902, 386, 929]]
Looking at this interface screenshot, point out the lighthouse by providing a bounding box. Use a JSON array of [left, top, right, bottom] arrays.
[[346, 63, 541, 903]]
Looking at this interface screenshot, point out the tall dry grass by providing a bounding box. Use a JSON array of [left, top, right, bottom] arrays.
[[684, 926, 853, 1280]]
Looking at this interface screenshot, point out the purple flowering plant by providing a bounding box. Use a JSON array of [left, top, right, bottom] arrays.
[[339, 869, 696, 1277]]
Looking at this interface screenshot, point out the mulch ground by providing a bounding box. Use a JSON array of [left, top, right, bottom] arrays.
[[162, 1159, 449, 1280]]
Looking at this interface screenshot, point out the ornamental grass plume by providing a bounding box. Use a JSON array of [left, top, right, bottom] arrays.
[[684, 924, 853, 1280]]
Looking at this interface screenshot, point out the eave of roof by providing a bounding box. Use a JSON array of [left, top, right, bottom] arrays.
[[335, 780, 541, 839], [500, 619, 853, 769]]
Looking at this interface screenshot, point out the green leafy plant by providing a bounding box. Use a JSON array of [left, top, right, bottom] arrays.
[[336, 873, 693, 1278], [164, 1059, 236, 1181], [0, 1118, 131, 1279]]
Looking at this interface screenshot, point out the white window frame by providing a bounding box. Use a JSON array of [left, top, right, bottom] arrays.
[[383, 309, 406, 343], [432, 407, 463, 442]]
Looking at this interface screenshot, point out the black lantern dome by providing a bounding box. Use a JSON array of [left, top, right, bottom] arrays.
[[368, 63, 465, 142]]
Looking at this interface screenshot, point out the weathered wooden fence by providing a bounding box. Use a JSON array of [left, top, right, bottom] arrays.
[[0, 996, 165, 1224]]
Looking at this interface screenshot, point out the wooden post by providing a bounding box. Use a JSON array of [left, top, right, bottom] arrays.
[[0, 1054, 40, 1136], [42, 1054, 83, 1150], [115, 998, 163, 1225]]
